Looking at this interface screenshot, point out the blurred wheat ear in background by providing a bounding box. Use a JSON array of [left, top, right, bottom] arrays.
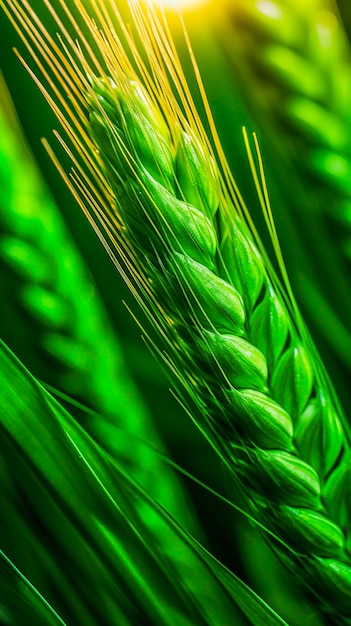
[[1, 0, 351, 625], [218, 0, 351, 416]]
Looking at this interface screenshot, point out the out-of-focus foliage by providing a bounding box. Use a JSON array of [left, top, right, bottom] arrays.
[[0, 336, 293, 626]]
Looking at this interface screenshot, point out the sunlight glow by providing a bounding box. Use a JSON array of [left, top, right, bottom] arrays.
[[256, 1, 282, 20], [146, 0, 209, 11]]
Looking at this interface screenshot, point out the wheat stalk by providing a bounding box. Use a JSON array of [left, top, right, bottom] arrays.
[[3, 0, 351, 621]]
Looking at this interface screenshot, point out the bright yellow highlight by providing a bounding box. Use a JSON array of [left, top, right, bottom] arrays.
[[146, 0, 209, 10], [256, 1, 282, 20]]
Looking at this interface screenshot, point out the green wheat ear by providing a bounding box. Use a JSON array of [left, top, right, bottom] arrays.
[[88, 15, 351, 624], [87, 66, 351, 597], [4, 0, 351, 623]]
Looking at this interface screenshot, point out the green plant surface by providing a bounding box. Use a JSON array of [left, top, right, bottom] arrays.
[[0, 551, 68, 626], [336, 0, 351, 42]]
